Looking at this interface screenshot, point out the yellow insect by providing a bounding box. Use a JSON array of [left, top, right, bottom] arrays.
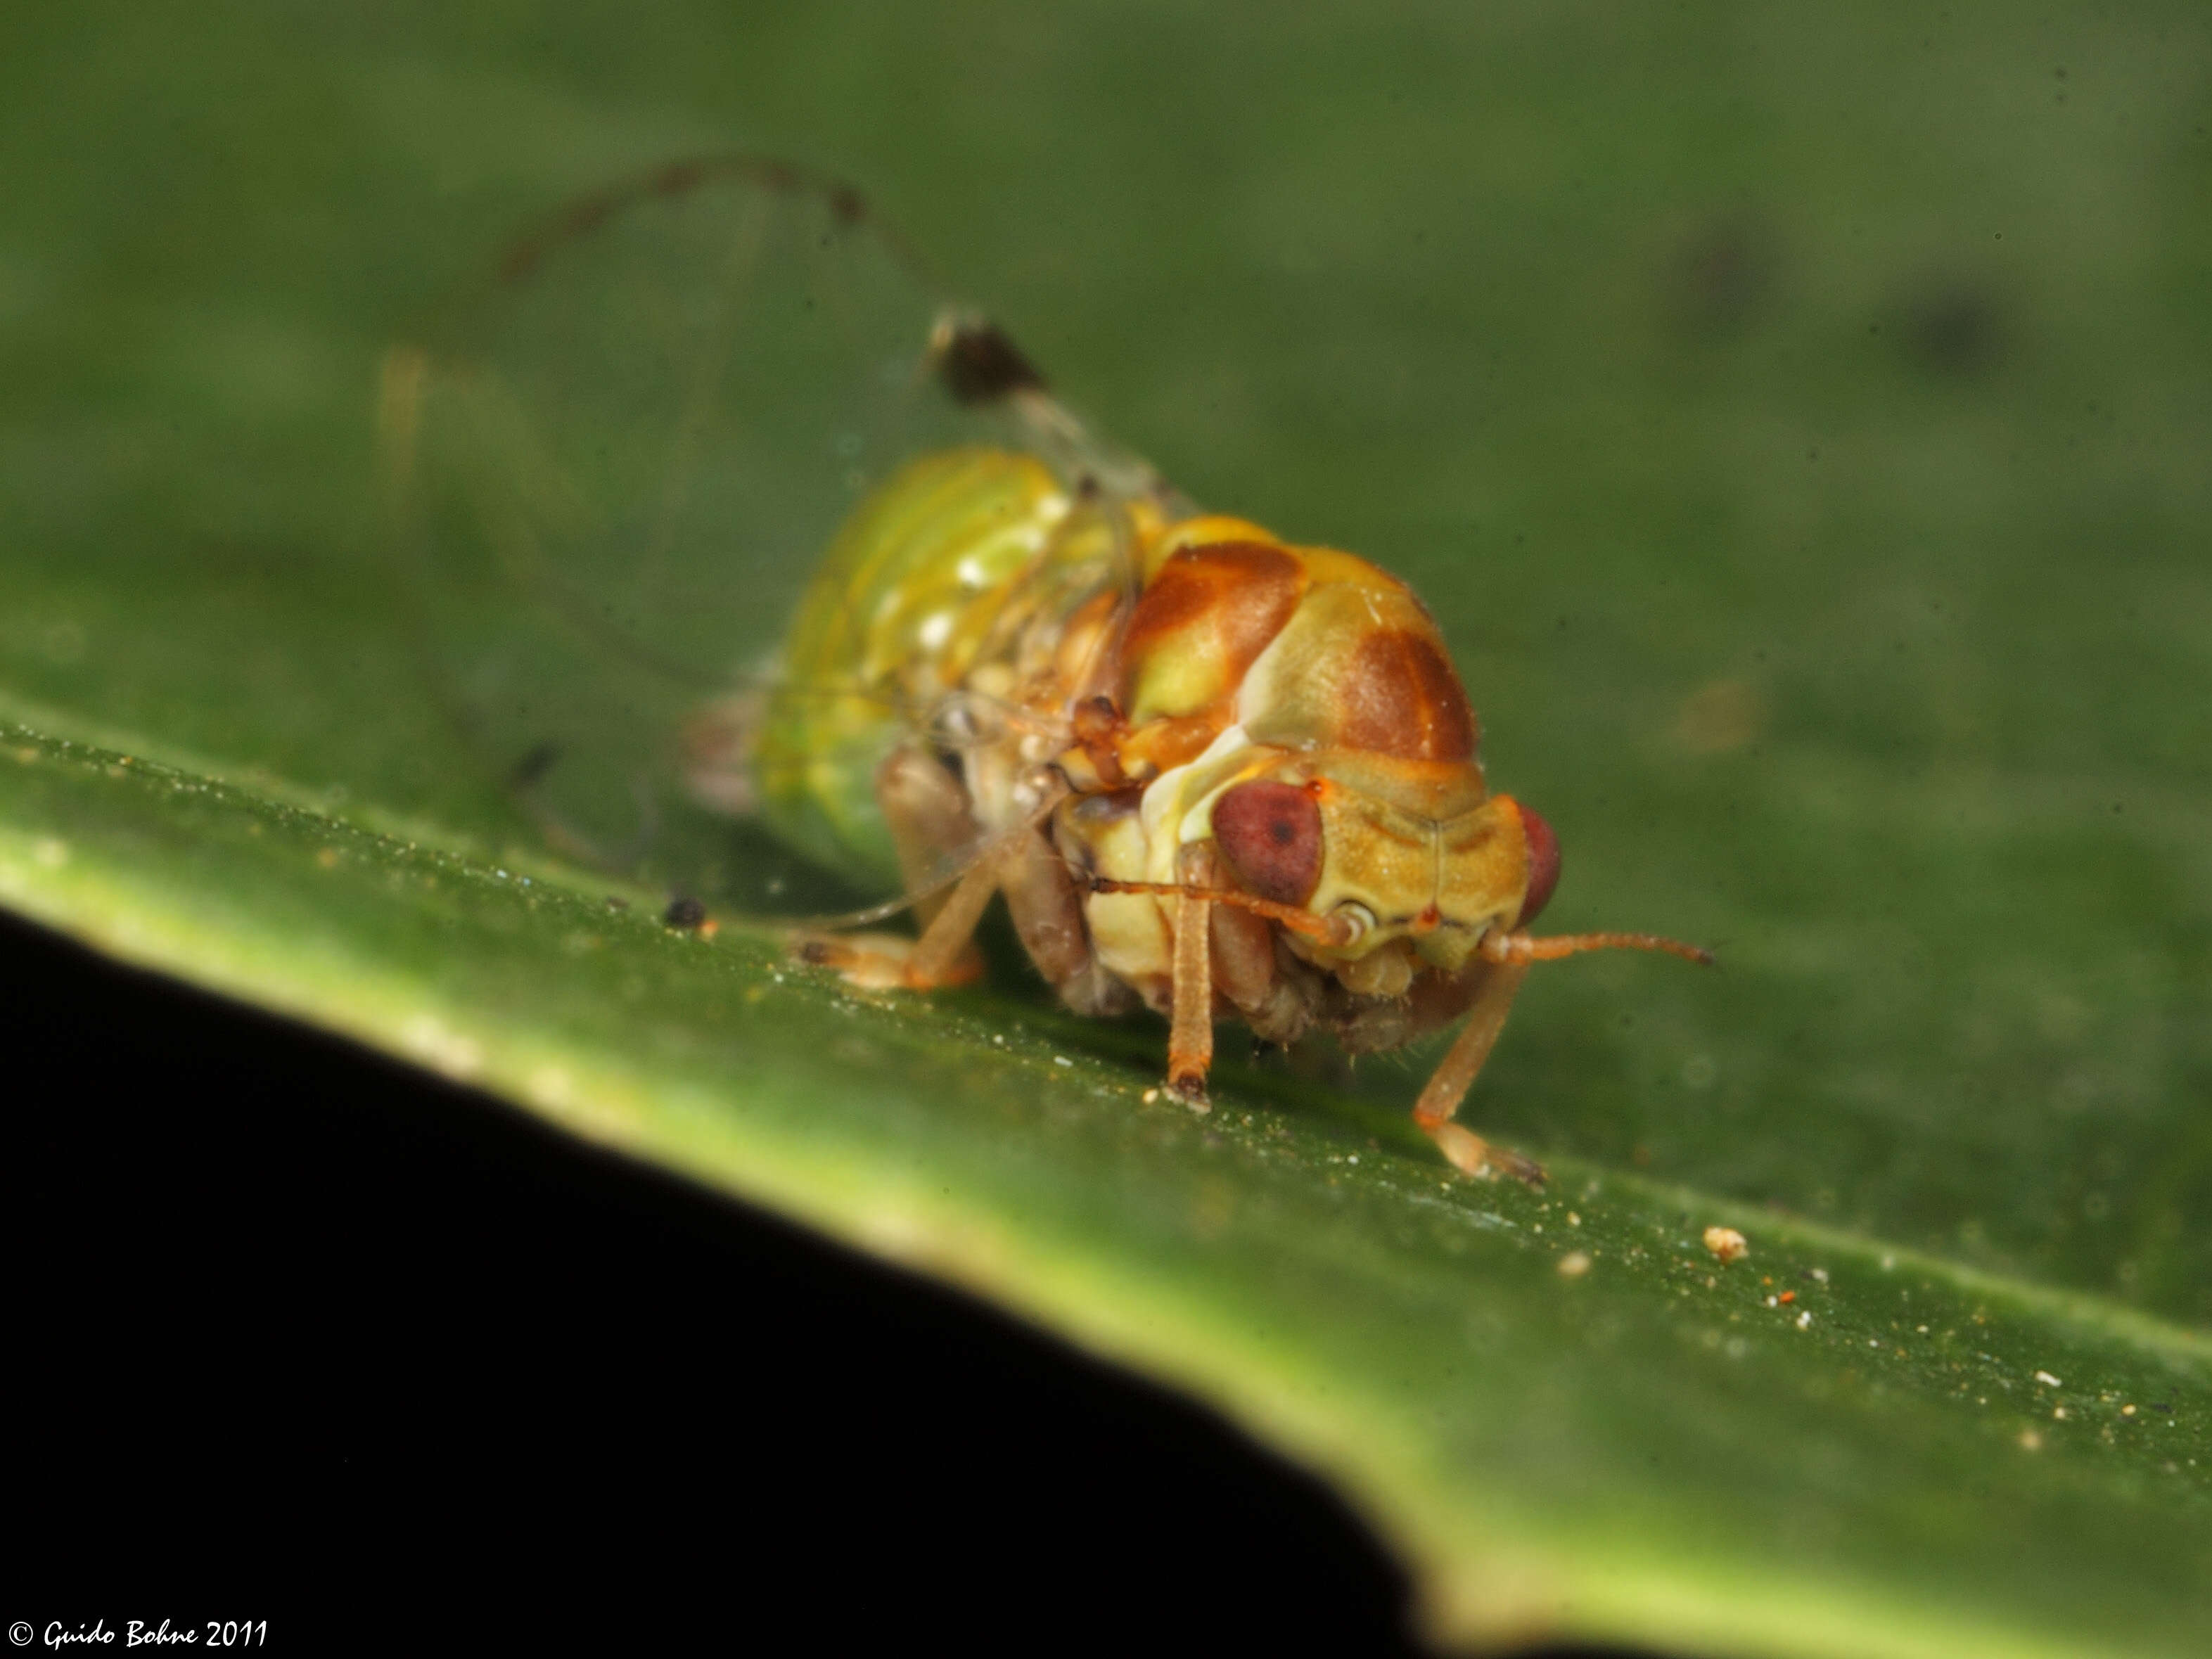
[[383, 156, 1708, 1184]]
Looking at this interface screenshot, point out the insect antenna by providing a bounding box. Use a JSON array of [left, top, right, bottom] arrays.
[[1083, 876, 1359, 947], [1483, 930, 1715, 966], [776, 782, 1072, 934]]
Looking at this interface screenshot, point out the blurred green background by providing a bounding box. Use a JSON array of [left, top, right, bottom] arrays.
[[2, 0, 2207, 1337]]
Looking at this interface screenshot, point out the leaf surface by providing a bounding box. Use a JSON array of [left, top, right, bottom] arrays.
[[4, 4, 2210, 1653]]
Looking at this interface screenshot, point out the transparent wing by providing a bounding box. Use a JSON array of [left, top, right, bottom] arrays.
[[381, 156, 1179, 919]]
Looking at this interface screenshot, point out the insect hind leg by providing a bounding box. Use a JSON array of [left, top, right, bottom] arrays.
[[794, 861, 992, 991], [792, 744, 988, 990]]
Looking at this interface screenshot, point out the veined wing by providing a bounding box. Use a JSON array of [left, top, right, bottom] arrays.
[[381, 155, 1183, 920]]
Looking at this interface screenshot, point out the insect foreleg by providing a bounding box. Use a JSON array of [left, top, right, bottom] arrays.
[[1410, 957, 1544, 1186], [1000, 826, 1134, 1018], [1166, 844, 1216, 1106], [1178, 840, 1310, 1046]]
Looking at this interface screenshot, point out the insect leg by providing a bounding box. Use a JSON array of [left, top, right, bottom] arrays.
[[1409, 959, 1544, 1186], [791, 745, 987, 991], [1166, 845, 1215, 1106], [1000, 826, 1134, 1018], [902, 855, 1002, 987], [1180, 840, 1310, 1045], [876, 745, 982, 930]]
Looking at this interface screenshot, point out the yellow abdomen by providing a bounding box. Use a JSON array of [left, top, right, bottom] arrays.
[[752, 447, 1073, 887]]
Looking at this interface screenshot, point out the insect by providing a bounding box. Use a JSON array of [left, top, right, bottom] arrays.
[[381, 155, 1710, 1184]]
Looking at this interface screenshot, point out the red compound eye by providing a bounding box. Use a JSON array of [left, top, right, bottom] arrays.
[[1517, 805, 1561, 927], [1213, 781, 1324, 907]]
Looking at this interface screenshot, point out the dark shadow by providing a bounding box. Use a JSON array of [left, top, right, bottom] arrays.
[[6, 907, 1658, 1652]]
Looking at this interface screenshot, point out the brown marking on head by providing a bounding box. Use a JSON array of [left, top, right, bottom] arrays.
[[1119, 542, 1305, 722], [1333, 629, 1478, 762], [1213, 779, 1325, 908]]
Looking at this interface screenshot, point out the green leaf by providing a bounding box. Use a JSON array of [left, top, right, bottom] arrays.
[[4, 4, 2210, 1655], [4, 717, 2208, 1655]]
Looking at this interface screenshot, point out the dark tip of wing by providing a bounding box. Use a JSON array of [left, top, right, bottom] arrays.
[[938, 319, 1047, 404]]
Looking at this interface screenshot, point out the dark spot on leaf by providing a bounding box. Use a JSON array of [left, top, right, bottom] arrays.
[[509, 742, 561, 790], [1667, 212, 1777, 340], [1896, 277, 2005, 375]]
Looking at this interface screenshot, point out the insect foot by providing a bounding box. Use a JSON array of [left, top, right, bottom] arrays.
[[1165, 1069, 1213, 1116], [792, 930, 984, 992], [1425, 1122, 1547, 1189]]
